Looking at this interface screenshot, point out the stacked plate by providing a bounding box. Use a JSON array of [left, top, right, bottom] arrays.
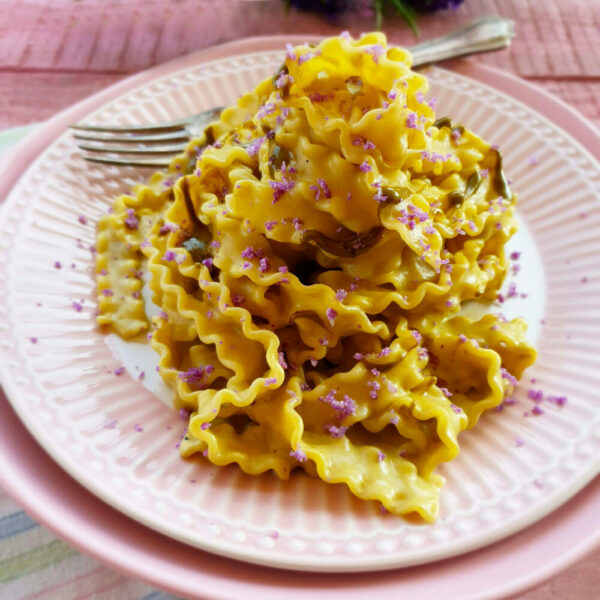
[[0, 36, 598, 600]]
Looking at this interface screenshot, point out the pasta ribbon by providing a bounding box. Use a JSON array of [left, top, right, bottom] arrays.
[[96, 33, 536, 521]]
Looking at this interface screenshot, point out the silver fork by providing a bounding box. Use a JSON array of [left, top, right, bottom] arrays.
[[71, 16, 514, 168]]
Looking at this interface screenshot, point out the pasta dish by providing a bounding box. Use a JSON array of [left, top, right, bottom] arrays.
[[96, 33, 536, 521]]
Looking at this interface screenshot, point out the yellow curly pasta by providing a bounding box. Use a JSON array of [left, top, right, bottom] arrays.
[[96, 33, 536, 521]]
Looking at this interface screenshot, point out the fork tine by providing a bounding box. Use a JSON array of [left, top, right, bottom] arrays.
[[77, 143, 185, 155], [73, 130, 190, 143], [70, 117, 190, 133], [81, 155, 173, 168]]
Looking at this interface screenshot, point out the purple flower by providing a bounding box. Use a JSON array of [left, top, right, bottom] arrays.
[[406, 0, 465, 11]]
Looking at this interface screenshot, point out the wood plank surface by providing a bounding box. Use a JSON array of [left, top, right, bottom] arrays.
[[1, 0, 599, 128]]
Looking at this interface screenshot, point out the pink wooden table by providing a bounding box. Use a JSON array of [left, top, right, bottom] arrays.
[[1, 1, 598, 598]]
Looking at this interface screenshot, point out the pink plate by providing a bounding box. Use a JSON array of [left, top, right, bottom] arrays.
[[0, 35, 599, 587], [0, 390, 598, 600]]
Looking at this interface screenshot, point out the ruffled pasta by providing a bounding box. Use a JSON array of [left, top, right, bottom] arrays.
[[96, 33, 536, 521]]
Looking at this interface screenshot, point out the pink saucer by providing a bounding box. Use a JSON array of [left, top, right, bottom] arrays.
[[1, 37, 599, 598], [1, 389, 598, 600]]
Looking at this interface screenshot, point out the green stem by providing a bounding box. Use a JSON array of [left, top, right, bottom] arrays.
[[389, 0, 420, 38], [374, 0, 383, 31]]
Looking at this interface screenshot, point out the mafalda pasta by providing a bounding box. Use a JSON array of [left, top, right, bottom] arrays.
[[96, 33, 536, 521]]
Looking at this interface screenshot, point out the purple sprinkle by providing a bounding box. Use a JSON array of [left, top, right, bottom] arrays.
[[440, 387, 453, 398], [353, 352, 363, 360], [265, 219, 278, 232], [269, 176, 296, 203], [290, 448, 307, 462], [162, 250, 176, 262], [515, 438, 524, 447], [406, 112, 418, 129], [153, 222, 172, 238], [501, 368, 518, 387], [200, 422, 211, 430], [232, 294, 245, 306], [29, 337, 38, 344], [532, 405, 544, 416], [78, 215, 87, 225], [54, 261, 62, 269], [450, 404, 462, 414], [259, 257, 271, 273], [264, 377, 277, 386], [326, 308, 337, 325], [528, 389, 544, 402], [377, 451, 386, 462], [364, 44, 385, 63], [285, 43, 297, 60], [179, 367, 205, 385], [548, 395, 567, 407], [359, 161, 372, 173], [124, 210, 139, 230], [72, 301, 83, 312], [325, 424, 347, 438], [179, 407, 190, 420], [103, 419, 117, 429], [134, 423, 143, 432], [335, 289, 347, 302], [114, 367, 125, 376], [245, 135, 264, 157], [278, 351, 288, 369], [317, 178, 332, 199]]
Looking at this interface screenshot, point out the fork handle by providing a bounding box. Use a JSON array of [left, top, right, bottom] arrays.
[[410, 16, 515, 68]]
